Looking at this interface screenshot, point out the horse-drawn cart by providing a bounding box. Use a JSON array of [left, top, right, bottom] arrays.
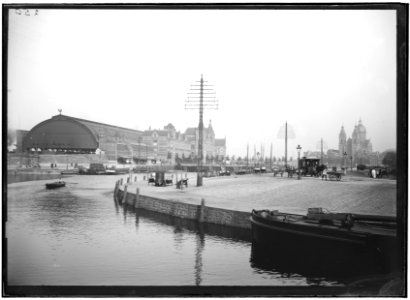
[[273, 168, 284, 177], [323, 171, 343, 181], [148, 172, 174, 186], [176, 178, 188, 189]]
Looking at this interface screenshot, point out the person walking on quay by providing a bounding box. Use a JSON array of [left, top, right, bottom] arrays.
[[322, 168, 327, 180]]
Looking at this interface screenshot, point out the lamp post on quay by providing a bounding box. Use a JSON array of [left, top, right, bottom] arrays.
[[256, 152, 260, 175], [296, 145, 302, 180], [343, 152, 347, 175]]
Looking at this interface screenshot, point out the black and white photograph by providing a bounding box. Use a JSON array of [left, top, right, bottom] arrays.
[[4, 3, 407, 297]]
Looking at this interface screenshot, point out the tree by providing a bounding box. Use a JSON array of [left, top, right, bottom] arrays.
[[382, 151, 396, 169]]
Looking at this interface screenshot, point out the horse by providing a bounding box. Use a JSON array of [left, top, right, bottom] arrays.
[[377, 168, 388, 178]]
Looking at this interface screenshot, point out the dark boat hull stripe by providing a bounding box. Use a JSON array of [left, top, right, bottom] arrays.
[[250, 217, 366, 245]]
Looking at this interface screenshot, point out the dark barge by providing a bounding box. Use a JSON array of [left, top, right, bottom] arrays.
[[250, 208, 400, 283], [250, 208, 397, 255]]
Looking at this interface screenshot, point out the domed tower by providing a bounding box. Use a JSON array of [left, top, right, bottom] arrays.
[[351, 119, 371, 165], [356, 118, 367, 142], [338, 125, 347, 155]]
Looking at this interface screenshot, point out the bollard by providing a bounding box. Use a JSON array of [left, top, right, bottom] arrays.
[[198, 198, 205, 223]]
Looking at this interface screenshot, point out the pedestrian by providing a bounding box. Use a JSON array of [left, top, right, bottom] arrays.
[[322, 168, 327, 180], [371, 168, 376, 179]]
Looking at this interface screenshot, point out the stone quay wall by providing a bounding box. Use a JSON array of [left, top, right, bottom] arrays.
[[114, 180, 251, 230]]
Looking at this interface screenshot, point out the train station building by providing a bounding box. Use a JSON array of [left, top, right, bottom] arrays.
[[19, 113, 226, 165]]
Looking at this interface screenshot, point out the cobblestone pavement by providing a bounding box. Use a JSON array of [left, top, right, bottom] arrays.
[[119, 172, 397, 216], [8, 171, 397, 216]]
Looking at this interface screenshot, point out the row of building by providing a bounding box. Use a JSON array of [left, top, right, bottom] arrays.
[[14, 114, 227, 164], [9, 115, 385, 168]]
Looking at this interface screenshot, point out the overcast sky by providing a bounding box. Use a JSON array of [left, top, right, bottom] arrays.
[[7, 8, 397, 158]]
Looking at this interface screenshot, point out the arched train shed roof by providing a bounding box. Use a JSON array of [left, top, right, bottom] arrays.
[[24, 114, 142, 151]]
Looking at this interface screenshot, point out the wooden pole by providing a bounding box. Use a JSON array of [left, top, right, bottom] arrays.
[[197, 75, 204, 187], [198, 198, 205, 223], [134, 187, 140, 208]]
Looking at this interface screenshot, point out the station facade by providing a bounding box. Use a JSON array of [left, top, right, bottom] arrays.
[[21, 114, 226, 164]]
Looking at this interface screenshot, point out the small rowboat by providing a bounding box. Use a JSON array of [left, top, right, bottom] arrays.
[[45, 180, 66, 189]]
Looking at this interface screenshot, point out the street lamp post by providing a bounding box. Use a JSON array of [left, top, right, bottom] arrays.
[[296, 145, 302, 180], [256, 152, 260, 175], [343, 152, 347, 175], [376, 151, 379, 167]]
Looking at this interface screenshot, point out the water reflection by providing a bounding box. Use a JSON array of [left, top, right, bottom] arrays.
[[194, 228, 205, 286], [250, 241, 389, 285], [31, 187, 99, 240], [122, 204, 251, 244], [116, 202, 252, 286]]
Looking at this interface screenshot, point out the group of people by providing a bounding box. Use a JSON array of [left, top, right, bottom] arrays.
[[369, 168, 386, 179]]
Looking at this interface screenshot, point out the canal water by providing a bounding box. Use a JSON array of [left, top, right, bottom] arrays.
[[6, 175, 389, 287]]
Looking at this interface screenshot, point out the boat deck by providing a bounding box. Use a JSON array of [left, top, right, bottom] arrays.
[[256, 212, 396, 237]]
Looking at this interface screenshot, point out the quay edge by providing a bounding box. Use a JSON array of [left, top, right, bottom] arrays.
[[114, 182, 252, 230]]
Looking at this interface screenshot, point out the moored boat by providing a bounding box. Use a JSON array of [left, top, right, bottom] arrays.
[[250, 208, 397, 255], [45, 180, 66, 189]]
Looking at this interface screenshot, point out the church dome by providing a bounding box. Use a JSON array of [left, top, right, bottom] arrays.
[[357, 119, 366, 133]]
